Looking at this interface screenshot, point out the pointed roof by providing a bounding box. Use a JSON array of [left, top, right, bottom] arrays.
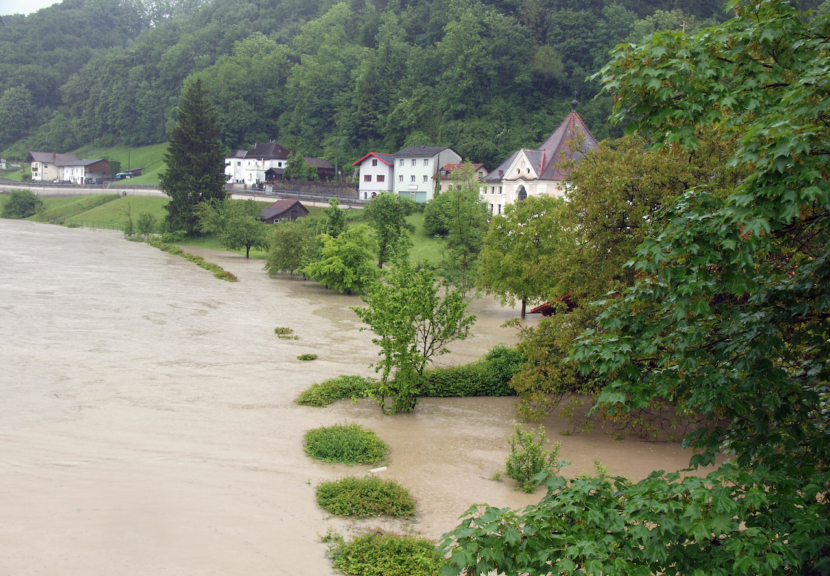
[[260, 199, 307, 219], [247, 141, 291, 160], [484, 110, 598, 183], [352, 152, 395, 167], [25, 152, 80, 166]]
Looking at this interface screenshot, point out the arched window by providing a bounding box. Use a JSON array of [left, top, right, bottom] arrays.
[[517, 186, 527, 201]]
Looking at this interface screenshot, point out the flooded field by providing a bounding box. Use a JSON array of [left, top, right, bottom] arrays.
[[0, 219, 708, 575]]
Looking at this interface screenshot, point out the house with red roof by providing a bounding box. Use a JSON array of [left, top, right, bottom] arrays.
[[482, 98, 598, 214], [437, 163, 488, 195], [352, 152, 395, 200]]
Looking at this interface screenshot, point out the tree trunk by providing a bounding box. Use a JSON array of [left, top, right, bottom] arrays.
[[521, 299, 526, 319], [246, 245, 250, 258]]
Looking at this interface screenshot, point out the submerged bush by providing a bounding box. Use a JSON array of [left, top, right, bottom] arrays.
[[316, 476, 415, 517], [297, 353, 318, 361], [504, 424, 561, 493], [324, 530, 444, 576], [304, 423, 388, 465], [418, 345, 524, 397], [147, 239, 237, 282], [296, 375, 377, 407], [1, 190, 42, 219]]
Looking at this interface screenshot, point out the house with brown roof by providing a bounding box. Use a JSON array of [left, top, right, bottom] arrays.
[[25, 152, 81, 181], [303, 157, 335, 181], [482, 98, 598, 214], [437, 163, 488, 195], [225, 142, 291, 185], [259, 200, 309, 224]]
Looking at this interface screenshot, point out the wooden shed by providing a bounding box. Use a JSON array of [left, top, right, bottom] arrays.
[[259, 200, 309, 224]]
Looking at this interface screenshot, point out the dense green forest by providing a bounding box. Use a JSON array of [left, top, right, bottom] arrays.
[[1, 0, 823, 168]]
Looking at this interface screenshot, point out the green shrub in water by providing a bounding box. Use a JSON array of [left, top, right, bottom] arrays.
[[304, 423, 387, 465], [297, 353, 318, 361], [296, 375, 377, 407], [324, 530, 444, 576], [504, 424, 561, 493], [316, 476, 415, 517]]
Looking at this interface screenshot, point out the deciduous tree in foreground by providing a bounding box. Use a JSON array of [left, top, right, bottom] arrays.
[[441, 2, 830, 574], [353, 258, 476, 414]]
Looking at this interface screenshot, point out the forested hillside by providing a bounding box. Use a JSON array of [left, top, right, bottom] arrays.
[[3, 0, 821, 169]]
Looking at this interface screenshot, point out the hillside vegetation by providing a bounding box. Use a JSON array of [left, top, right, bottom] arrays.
[[2, 0, 795, 171]]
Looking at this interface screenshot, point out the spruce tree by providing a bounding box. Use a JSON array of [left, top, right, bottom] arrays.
[[160, 79, 226, 234]]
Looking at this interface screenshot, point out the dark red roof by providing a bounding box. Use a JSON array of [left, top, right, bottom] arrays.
[[260, 200, 307, 219]]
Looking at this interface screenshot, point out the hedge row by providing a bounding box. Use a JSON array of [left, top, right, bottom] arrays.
[[148, 239, 238, 282]]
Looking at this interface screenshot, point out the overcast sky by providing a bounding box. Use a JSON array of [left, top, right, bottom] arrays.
[[0, 0, 60, 16]]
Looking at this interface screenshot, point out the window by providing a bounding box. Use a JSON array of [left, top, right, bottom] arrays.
[[516, 168, 520, 175], [278, 162, 282, 167], [423, 159, 429, 166], [411, 159, 416, 166], [399, 175, 403, 182], [237, 161, 241, 166], [410, 175, 416, 182], [498, 204, 502, 214], [499, 186, 503, 194], [364, 175, 372, 182], [490, 204, 494, 214], [377, 175, 385, 183], [372, 159, 378, 166], [423, 175, 428, 183]]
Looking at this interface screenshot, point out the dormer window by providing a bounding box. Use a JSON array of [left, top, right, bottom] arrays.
[[400, 159, 404, 166], [372, 159, 378, 166]]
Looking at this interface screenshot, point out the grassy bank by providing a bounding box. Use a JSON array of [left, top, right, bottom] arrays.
[[64, 196, 169, 228], [1, 190, 446, 266]]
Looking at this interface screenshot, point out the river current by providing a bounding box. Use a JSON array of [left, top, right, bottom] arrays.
[[0, 219, 702, 575]]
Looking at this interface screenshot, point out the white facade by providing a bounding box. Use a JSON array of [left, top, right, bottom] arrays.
[[0, 158, 6, 170], [62, 165, 86, 184], [353, 153, 395, 200], [393, 147, 462, 203]]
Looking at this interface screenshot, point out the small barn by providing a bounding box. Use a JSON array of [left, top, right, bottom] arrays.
[[259, 200, 309, 224]]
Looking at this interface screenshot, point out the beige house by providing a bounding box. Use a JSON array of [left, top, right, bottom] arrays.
[[482, 101, 598, 215], [436, 163, 488, 195], [25, 152, 80, 181]]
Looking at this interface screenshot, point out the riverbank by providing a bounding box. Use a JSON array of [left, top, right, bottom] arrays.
[[0, 220, 719, 575]]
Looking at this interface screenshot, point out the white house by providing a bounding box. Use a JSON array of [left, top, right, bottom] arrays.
[[225, 141, 291, 185], [393, 146, 462, 203], [482, 101, 598, 214], [352, 152, 395, 200], [61, 159, 110, 184], [0, 158, 6, 171], [25, 152, 80, 181]]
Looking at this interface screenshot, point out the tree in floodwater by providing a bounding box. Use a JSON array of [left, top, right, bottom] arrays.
[[362, 193, 415, 268], [442, 2, 830, 574], [160, 78, 226, 235]]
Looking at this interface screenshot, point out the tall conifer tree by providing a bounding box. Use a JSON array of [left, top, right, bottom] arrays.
[[161, 79, 226, 234]]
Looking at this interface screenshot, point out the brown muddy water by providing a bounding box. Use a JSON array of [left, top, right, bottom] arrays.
[[0, 219, 712, 575]]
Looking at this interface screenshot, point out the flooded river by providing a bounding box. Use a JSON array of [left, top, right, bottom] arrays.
[[0, 219, 706, 575]]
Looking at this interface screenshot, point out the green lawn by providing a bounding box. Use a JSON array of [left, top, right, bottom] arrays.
[[27, 195, 119, 224], [0, 165, 28, 181], [70, 142, 168, 185], [64, 196, 170, 228], [407, 212, 444, 266]]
